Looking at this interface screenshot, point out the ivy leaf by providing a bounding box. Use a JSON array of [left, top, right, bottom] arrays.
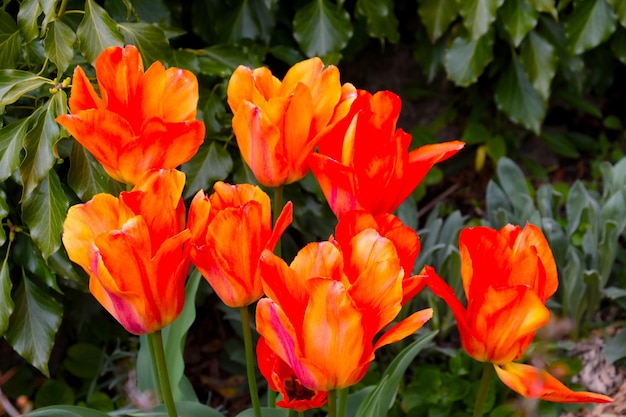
[[0, 244, 12, 336], [0, 10, 23, 69], [17, 0, 42, 42], [418, 0, 458, 42], [0, 190, 7, 246], [38, 0, 58, 29], [5, 274, 63, 377], [565, 0, 617, 55], [355, 0, 400, 43], [495, 53, 545, 133], [457, 0, 504, 40], [293, 0, 353, 59], [0, 70, 51, 106], [612, 25, 626, 64], [444, 30, 494, 86], [215, 0, 275, 44], [22, 170, 69, 261], [198, 44, 264, 77], [520, 30, 556, 101], [527, 0, 557, 18], [499, 0, 539, 47], [67, 142, 112, 201], [118, 22, 172, 65], [607, 0, 626, 28], [0, 117, 30, 181], [77, 0, 124, 64], [181, 141, 233, 200], [44, 21, 77, 73]]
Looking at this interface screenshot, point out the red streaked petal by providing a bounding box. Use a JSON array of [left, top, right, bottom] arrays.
[[267, 201, 293, 251], [308, 153, 360, 218], [514, 223, 558, 300], [67, 66, 102, 112]]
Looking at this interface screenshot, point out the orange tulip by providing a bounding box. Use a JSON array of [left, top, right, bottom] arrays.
[[308, 90, 464, 218], [62, 169, 191, 335], [227, 58, 357, 187], [423, 223, 612, 403], [256, 229, 433, 391], [188, 182, 293, 308], [56, 45, 205, 185]]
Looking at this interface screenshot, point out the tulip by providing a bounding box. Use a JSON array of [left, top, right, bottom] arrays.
[[227, 58, 357, 187], [188, 182, 292, 308], [308, 90, 464, 218], [423, 223, 612, 403], [256, 229, 433, 392], [62, 169, 190, 335], [56, 45, 205, 185]]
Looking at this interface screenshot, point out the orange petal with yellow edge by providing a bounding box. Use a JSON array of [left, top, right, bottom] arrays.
[[374, 308, 433, 350]]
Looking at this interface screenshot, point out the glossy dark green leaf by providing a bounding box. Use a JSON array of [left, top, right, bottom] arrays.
[[11, 234, 60, 293], [540, 131, 580, 158], [293, 0, 353, 58], [38, 0, 58, 29], [77, 0, 124, 64], [527, 0, 557, 18], [0, 10, 22, 69], [444, 30, 494, 86], [520, 30, 556, 100], [494, 54, 545, 133], [0, 248, 13, 336], [0, 70, 52, 106], [499, 0, 539, 47], [35, 379, 75, 408], [418, 0, 458, 42], [612, 25, 626, 64], [198, 44, 264, 77], [28, 405, 111, 417], [22, 170, 69, 260], [564, 0, 617, 55], [67, 142, 111, 200], [608, 0, 626, 27], [215, 0, 275, 44], [458, 0, 504, 40], [414, 33, 446, 83], [181, 141, 233, 200], [0, 117, 29, 181], [44, 20, 77, 73], [17, 0, 42, 42], [118, 22, 172, 65], [355, 0, 400, 43], [130, 402, 226, 417], [5, 274, 63, 377]]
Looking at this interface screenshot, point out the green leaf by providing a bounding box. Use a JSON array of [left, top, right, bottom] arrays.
[[519, 31, 556, 101], [457, 0, 504, 40], [215, 0, 275, 44], [0, 117, 29, 181], [38, 0, 58, 29], [0, 10, 22, 69], [444, 30, 494, 86], [564, 0, 617, 55], [499, 0, 539, 47], [131, 402, 227, 417], [68, 142, 112, 200], [198, 44, 263, 77], [5, 275, 63, 377], [17, 0, 42, 42], [0, 69, 51, 106], [35, 379, 75, 408], [63, 344, 104, 379], [607, 0, 626, 28], [605, 328, 626, 364], [355, 0, 400, 43], [612, 25, 626, 64], [494, 53, 545, 133], [12, 234, 60, 293], [541, 131, 580, 158], [418, 0, 458, 42], [22, 170, 69, 260], [527, 0, 557, 18], [77, 0, 124, 64], [293, 0, 353, 59], [181, 141, 233, 200], [0, 189, 7, 246], [28, 405, 111, 417], [356, 331, 438, 417], [44, 21, 77, 73], [0, 249, 13, 336], [235, 408, 287, 417], [118, 22, 172, 65]]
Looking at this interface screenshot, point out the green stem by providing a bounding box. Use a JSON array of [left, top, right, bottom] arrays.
[[56, 0, 69, 19], [473, 363, 495, 417], [298, 413, 304, 417], [327, 390, 337, 417], [146, 334, 161, 400], [272, 185, 284, 257], [241, 307, 262, 417], [337, 388, 348, 417], [147, 331, 178, 417], [267, 388, 276, 408]]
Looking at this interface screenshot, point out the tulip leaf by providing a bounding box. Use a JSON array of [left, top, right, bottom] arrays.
[[22, 170, 69, 261], [0, 117, 29, 181], [499, 0, 539, 47], [28, 405, 111, 417], [608, 0, 626, 27], [0, 248, 13, 336], [417, 0, 458, 42], [356, 330, 438, 417], [527, 0, 557, 18], [355, 0, 400, 43], [520, 31, 556, 101], [67, 142, 112, 201], [444, 30, 494, 87], [293, 0, 353, 59], [43, 20, 76, 73], [0, 10, 22, 70], [130, 402, 226, 417], [494, 53, 545, 133], [181, 141, 233, 200], [17, 0, 42, 42], [77, 0, 124, 64], [5, 274, 63, 377], [0, 70, 51, 106], [118, 22, 173, 65], [564, 0, 617, 55], [457, 0, 504, 40], [234, 408, 287, 417]]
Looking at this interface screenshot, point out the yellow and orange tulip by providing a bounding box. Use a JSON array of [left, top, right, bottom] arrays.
[[188, 182, 292, 308], [423, 223, 612, 403], [256, 229, 432, 392], [62, 169, 191, 335], [56, 45, 205, 185], [308, 90, 464, 218], [227, 58, 357, 187]]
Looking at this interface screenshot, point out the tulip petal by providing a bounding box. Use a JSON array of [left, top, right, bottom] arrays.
[[279, 57, 324, 96], [495, 363, 613, 403], [284, 83, 315, 181], [513, 223, 558, 300], [211, 182, 272, 225], [266, 201, 293, 252], [290, 241, 345, 284], [162, 67, 199, 121], [308, 153, 360, 217], [374, 308, 433, 350], [94, 45, 143, 118], [188, 190, 212, 244], [68, 66, 102, 112]]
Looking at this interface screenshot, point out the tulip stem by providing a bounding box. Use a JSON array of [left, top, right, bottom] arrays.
[[148, 330, 178, 417], [473, 363, 495, 417], [327, 390, 337, 417], [273, 185, 284, 256], [267, 389, 276, 408], [240, 306, 262, 417], [337, 388, 348, 417]]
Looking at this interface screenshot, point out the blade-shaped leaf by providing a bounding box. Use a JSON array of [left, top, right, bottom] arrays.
[[457, 0, 504, 40], [0, 117, 29, 181], [444, 30, 494, 86], [418, 0, 458, 42], [0, 236, 12, 336], [131, 402, 226, 417], [77, 0, 124, 64], [293, 0, 353, 58], [527, 0, 557, 18], [499, 0, 539, 47], [118, 22, 172, 65], [520, 30, 556, 100], [67, 142, 112, 200], [565, 0, 617, 55], [44, 20, 77, 73], [22, 170, 69, 260], [5, 274, 63, 377], [17, 0, 42, 42], [494, 53, 545, 133], [0, 10, 22, 69], [607, 0, 626, 28], [181, 141, 233, 200], [28, 405, 111, 417], [0, 70, 51, 106], [355, 0, 400, 43]]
